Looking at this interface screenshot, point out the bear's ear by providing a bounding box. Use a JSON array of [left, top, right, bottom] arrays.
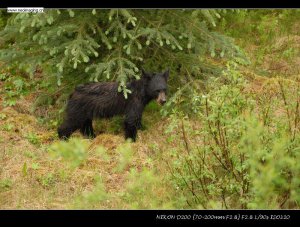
[[163, 68, 170, 80], [142, 68, 151, 80]]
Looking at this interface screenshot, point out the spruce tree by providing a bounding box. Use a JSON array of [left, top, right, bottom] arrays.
[[0, 9, 248, 98]]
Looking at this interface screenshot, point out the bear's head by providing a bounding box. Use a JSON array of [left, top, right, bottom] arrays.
[[142, 69, 169, 105]]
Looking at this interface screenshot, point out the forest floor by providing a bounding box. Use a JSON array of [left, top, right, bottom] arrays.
[[0, 31, 299, 209], [0, 101, 175, 208]]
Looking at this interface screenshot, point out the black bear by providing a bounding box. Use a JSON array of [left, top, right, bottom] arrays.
[[57, 69, 169, 141]]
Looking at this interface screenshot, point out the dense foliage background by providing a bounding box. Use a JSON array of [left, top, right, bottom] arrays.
[[0, 9, 300, 209]]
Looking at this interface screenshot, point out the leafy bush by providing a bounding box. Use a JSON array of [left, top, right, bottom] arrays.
[[72, 141, 179, 209], [49, 138, 89, 168], [164, 63, 300, 209], [0, 72, 31, 107]]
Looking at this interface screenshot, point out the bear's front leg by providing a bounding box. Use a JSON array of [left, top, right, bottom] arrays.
[[124, 121, 138, 142], [124, 100, 143, 142], [136, 120, 143, 130]]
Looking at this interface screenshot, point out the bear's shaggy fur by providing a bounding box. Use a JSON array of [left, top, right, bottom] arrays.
[[58, 69, 169, 141]]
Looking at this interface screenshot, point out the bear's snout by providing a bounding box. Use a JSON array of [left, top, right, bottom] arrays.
[[157, 91, 167, 105]]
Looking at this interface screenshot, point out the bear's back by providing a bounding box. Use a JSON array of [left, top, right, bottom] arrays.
[[75, 82, 119, 96]]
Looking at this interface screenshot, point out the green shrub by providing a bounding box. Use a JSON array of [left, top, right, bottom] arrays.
[[49, 138, 89, 168], [164, 62, 300, 209]]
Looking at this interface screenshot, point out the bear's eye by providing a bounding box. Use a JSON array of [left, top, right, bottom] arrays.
[[155, 89, 167, 94]]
